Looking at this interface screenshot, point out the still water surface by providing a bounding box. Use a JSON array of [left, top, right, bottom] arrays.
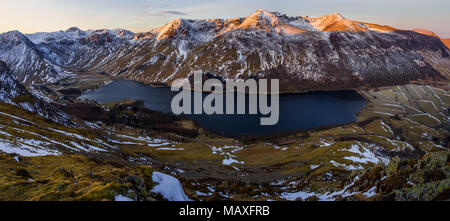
[[79, 80, 366, 136]]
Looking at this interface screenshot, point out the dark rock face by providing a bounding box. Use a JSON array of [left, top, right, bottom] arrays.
[[0, 61, 7, 72], [80, 33, 113, 46]]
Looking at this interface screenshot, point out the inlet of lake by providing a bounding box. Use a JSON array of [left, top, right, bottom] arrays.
[[79, 80, 366, 136]]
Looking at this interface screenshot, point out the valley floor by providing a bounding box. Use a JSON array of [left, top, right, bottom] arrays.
[[0, 83, 448, 201]]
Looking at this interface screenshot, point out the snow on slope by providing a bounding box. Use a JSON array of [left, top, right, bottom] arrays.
[[26, 27, 135, 44], [0, 31, 70, 84], [0, 61, 26, 103], [0, 60, 75, 125], [101, 9, 449, 91], [0, 27, 135, 84]]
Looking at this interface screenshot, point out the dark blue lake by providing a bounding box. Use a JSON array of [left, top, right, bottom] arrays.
[[79, 80, 366, 136]]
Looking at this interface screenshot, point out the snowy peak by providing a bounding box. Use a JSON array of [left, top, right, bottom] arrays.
[[147, 18, 219, 43], [26, 27, 135, 44], [114, 29, 135, 39], [1, 30, 37, 48], [240, 9, 282, 29], [2, 30, 28, 41], [143, 9, 311, 41], [27, 30, 86, 44], [237, 9, 307, 34], [413, 29, 439, 37], [89, 29, 135, 39], [142, 10, 403, 42], [155, 18, 188, 40], [111, 10, 449, 92], [306, 13, 364, 32]]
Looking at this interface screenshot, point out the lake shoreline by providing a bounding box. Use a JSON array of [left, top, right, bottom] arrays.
[[79, 80, 367, 136]]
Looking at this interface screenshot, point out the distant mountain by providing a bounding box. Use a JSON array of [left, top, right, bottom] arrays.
[[0, 27, 134, 85], [108, 10, 449, 92], [0, 10, 449, 92], [26, 27, 134, 68]]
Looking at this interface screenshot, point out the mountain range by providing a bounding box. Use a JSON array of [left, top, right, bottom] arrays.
[[1, 9, 449, 92], [0, 10, 449, 202]]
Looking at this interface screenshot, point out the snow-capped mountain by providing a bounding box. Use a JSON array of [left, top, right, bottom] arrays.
[[101, 10, 450, 92], [0, 27, 134, 85], [0, 31, 69, 84], [1, 10, 449, 92], [26, 27, 134, 68]]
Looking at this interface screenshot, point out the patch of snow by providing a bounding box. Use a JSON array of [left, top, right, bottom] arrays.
[[0, 138, 61, 157], [210, 145, 245, 166], [281, 176, 360, 201], [223, 158, 243, 166], [310, 165, 320, 170], [330, 160, 364, 170], [0, 112, 34, 124], [320, 138, 334, 147], [340, 143, 390, 166], [380, 121, 393, 135], [363, 186, 377, 198], [114, 195, 134, 201], [196, 191, 209, 197], [151, 172, 191, 201], [156, 147, 184, 151], [49, 128, 90, 141]]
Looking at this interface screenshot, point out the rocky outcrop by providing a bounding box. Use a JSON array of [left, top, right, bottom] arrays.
[[344, 151, 450, 201]]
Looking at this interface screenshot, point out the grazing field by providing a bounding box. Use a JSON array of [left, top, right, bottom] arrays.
[[358, 84, 449, 127]]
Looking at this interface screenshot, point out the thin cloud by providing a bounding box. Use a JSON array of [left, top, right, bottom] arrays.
[[149, 10, 188, 16], [160, 11, 188, 15]]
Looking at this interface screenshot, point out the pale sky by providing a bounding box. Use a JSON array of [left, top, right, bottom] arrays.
[[1, 0, 449, 38]]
